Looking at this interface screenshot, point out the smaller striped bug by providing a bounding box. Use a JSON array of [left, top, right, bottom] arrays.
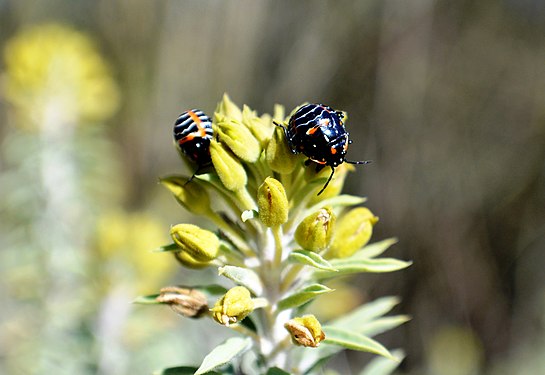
[[173, 109, 214, 183]]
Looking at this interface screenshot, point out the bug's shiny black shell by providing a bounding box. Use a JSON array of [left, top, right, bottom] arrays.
[[173, 109, 213, 166], [286, 103, 349, 168]]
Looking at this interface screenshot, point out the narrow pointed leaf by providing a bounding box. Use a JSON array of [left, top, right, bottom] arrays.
[[322, 327, 395, 360], [306, 195, 367, 213], [360, 315, 411, 337], [352, 238, 398, 259], [218, 266, 263, 296], [195, 337, 252, 375], [154, 366, 220, 375], [315, 258, 412, 278], [266, 368, 291, 375], [277, 284, 333, 311], [133, 294, 161, 304], [359, 349, 405, 375], [288, 250, 337, 271], [331, 296, 401, 328], [153, 243, 179, 252]]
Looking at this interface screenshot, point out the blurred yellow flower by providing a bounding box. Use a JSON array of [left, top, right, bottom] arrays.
[[96, 211, 175, 290], [3, 23, 120, 129]]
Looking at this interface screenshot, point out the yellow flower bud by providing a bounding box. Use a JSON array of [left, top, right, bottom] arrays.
[[327, 207, 379, 259], [309, 163, 355, 204], [284, 314, 325, 347], [266, 126, 298, 174], [257, 177, 289, 227], [216, 118, 261, 163], [211, 286, 254, 326], [215, 93, 242, 121], [242, 105, 274, 147], [209, 139, 247, 191], [170, 224, 219, 262], [156, 286, 209, 318], [174, 250, 212, 269], [295, 207, 336, 252], [160, 176, 211, 215]]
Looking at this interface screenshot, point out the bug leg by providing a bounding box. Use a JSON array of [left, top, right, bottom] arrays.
[[184, 165, 203, 186], [345, 159, 372, 165], [317, 167, 335, 196]]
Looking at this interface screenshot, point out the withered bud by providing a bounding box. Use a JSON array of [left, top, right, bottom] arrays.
[[157, 286, 209, 318]]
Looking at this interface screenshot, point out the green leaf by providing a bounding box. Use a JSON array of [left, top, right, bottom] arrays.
[[322, 327, 395, 360], [306, 194, 367, 213], [359, 349, 405, 375], [218, 265, 263, 296], [315, 258, 412, 279], [266, 367, 291, 375], [195, 337, 252, 375], [330, 296, 401, 328], [351, 238, 398, 259], [133, 294, 161, 304], [360, 316, 411, 337], [288, 249, 337, 271], [277, 283, 333, 311], [154, 366, 220, 375], [152, 243, 179, 252]]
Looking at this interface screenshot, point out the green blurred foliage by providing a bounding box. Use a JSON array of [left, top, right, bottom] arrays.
[[1, 0, 544, 374]]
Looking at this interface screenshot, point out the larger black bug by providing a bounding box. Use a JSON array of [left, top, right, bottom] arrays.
[[276, 103, 370, 195], [173, 109, 214, 182]]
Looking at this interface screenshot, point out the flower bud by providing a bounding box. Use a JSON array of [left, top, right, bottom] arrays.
[[309, 163, 354, 204], [170, 224, 219, 262], [266, 126, 298, 174], [160, 176, 211, 215], [174, 250, 212, 269], [216, 118, 261, 163], [284, 314, 325, 348], [209, 139, 247, 191], [327, 207, 379, 259], [295, 207, 336, 252], [156, 286, 209, 318], [214, 93, 242, 121], [211, 286, 254, 326], [257, 177, 289, 227], [242, 105, 274, 147]]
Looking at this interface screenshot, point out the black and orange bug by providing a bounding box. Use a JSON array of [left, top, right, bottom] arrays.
[[276, 103, 370, 195], [173, 109, 214, 183]]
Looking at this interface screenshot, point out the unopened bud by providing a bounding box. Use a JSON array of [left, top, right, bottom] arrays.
[[170, 224, 219, 262], [309, 163, 354, 204], [257, 177, 289, 227], [160, 176, 211, 215], [174, 250, 212, 269], [242, 105, 274, 147], [209, 139, 247, 191], [295, 207, 336, 252], [214, 93, 242, 121], [156, 286, 209, 318], [284, 314, 325, 348], [327, 207, 379, 259], [216, 118, 261, 163], [266, 126, 298, 174], [211, 286, 254, 326]]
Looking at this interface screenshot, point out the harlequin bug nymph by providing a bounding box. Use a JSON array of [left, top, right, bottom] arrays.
[[276, 103, 370, 195], [173, 109, 214, 183]]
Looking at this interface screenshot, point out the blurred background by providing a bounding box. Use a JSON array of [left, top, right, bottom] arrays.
[[1, 1, 544, 374]]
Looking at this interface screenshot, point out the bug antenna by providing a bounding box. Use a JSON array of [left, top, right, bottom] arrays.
[[317, 167, 335, 196], [345, 159, 372, 165]]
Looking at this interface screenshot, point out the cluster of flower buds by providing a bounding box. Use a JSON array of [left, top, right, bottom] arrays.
[[139, 95, 410, 373]]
